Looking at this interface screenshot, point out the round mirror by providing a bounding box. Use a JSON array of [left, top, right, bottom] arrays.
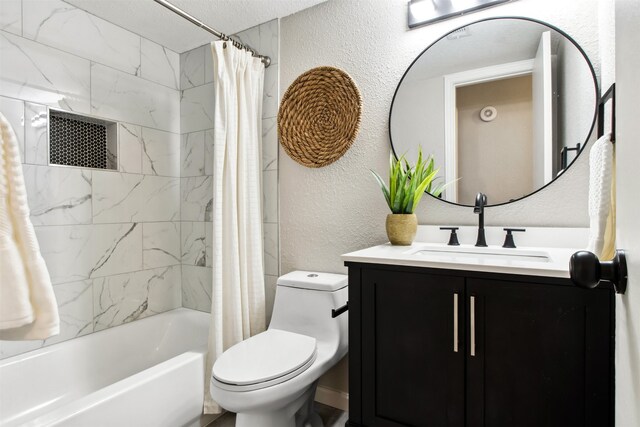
[[390, 17, 598, 207]]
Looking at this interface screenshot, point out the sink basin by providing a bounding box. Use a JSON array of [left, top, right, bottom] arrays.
[[406, 244, 550, 263]]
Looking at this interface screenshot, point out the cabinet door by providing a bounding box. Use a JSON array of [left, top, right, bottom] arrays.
[[361, 268, 465, 427], [466, 279, 613, 427]]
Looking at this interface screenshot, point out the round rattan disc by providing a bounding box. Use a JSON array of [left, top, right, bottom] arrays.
[[278, 66, 362, 168]]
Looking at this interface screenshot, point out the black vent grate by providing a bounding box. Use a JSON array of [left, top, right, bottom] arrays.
[[49, 111, 116, 169]]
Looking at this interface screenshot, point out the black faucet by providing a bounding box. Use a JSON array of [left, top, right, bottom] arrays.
[[474, 192, 488, 247]]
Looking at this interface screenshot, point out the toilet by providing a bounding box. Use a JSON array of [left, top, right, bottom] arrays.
[[210, 271, 349, 427]]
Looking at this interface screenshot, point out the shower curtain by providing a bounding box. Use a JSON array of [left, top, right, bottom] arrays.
[[204, 41, 267, 414]]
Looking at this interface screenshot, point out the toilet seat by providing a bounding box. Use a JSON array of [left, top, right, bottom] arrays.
[[212, 329, 317, 392]]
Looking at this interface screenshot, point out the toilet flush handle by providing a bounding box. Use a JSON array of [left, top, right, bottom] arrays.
[[331, 302, 349, 318]]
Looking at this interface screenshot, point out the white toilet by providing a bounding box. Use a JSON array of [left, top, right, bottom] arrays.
[[210, 271, 349, 427]]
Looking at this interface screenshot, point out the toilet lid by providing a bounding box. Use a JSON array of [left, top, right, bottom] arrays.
[[212, 329, 317, 387]]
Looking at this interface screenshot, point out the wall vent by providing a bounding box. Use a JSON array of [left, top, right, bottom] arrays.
[[49, 110, 117, 170], [447, 26, 471, 40]]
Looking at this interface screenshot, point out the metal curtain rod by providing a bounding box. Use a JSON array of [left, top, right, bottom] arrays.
[[152, 0, 271, 68]]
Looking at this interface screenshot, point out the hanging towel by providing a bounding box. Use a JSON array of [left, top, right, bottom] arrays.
[[0, 112, 59, 340], [586, 133, 615, 259]]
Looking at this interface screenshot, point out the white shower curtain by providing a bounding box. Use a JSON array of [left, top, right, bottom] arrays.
[[204, 41, 267, 414]]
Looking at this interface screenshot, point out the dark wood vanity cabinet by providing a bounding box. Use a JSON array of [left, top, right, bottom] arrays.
[[346, 263, 614, 427]]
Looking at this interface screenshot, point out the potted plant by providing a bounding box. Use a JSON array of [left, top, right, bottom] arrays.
[[371, 148, 447, 245]]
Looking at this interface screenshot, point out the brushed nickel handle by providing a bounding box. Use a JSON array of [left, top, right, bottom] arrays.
[[470, 296, 476, 357], [453, 293, 459, 352]]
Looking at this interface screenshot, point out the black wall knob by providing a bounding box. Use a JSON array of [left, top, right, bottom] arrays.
[[569, 250, 627, 294]]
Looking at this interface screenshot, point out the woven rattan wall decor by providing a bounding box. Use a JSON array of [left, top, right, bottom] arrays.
[[278, 66, 362, 168]]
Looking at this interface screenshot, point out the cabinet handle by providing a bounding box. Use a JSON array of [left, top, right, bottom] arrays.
[[453, 293, 459, 352], [470, 296, 476, 357]]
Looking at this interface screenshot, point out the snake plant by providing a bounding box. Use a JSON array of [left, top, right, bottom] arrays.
[[371, 147, 448, 214]]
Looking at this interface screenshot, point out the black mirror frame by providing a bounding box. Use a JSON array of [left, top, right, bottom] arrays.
[[389, 16, 600, 208]]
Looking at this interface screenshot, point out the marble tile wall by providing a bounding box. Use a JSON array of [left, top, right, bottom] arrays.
[[179, 20, 280, 324], [0, 0, 182, 360], [0, 2, 280, 359]]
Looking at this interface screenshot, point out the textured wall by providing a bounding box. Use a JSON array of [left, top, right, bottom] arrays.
[[280, 0, 605, 394], [0, 0, 182, 359], [614, 0, 640, 425], [280, 0, 602, 277]]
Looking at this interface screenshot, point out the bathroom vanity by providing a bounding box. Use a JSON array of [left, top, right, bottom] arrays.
[[344, 10, 615, 426], [342, 242, 614, 427]]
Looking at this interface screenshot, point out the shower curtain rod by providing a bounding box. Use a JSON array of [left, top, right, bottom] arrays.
[[152, 0, 271, 68]]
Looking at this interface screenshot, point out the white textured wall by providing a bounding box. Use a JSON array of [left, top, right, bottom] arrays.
[[614, 0, 640, 425], [280, 0, 603, 277]]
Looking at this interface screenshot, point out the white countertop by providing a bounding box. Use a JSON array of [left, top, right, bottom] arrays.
[[341, 226, 588, 278]]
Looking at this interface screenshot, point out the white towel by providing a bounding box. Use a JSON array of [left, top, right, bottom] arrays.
[[0, 112, 59, 340], [586, 133, 614, 258]]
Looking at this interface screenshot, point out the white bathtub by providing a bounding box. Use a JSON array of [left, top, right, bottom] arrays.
[[0, 308, 214, 427]]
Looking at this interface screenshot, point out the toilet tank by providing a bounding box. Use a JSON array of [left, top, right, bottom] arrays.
[[268, 271, 348, 348]]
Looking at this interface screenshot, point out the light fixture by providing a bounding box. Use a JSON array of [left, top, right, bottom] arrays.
[[408, 0, 514, 28]]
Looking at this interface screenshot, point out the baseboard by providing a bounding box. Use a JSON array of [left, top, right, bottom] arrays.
[[315, 385, 349, 411]]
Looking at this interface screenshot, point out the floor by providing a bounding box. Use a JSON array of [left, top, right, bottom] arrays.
[[209, 402, 349, 426]]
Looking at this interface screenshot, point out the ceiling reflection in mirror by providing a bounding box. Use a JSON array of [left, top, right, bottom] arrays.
[[390, 18, 598, 206]]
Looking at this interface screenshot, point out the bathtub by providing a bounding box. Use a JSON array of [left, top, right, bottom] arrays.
[[0, 308, 215, 427]]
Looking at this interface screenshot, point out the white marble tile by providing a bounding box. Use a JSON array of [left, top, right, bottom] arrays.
[[35, 223, 142, 284], [35, 225, 94, 284], [0, 279, 93, 359], [205, 222, 212, 268], [94, 272, 147, 331], [23, 0, 141, 76], [143, 222, 181, 269], [204, 129, 214, 176], [82, 223, 143, 279], [263, 63, 278, 119], [141, 127, 180, 177], [182, 265, 212, 312], [145, 265, 182, 315], [24, 102, 48, 165], [141, 38, 179, 90], [0, 31, 90, 114], [0, 284, 93, 355], [23, 165, 92, 225], [263, 222, 279, 276], [264, 275, 278, 326], [91, 63, 180, 133], [180, 45, 205, 89], [262, 117, 277, 171], [263, 170, 278, 223], [92, 172, 180, 223], [259, 20, 279, 66], [204, 43, 213, 84], [106, 124, 118, 170], [180, 83, 214, 133], [44, 280, 94, 346], [0, 95, 24, 162], [234, 25, 260, 55], [181, 222, 206, 267], [0, 0, 22, 36], [118, 123, 142, 174], [181, 176, 213, 222], [181, 131, 205, 177], [94, 265, 181, 331]]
